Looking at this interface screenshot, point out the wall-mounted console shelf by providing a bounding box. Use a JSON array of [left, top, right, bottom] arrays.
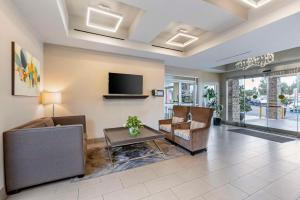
[[103, 95, 149, 99]]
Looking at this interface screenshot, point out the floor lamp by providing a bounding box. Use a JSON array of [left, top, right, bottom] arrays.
[[42, 92, 62, 117]]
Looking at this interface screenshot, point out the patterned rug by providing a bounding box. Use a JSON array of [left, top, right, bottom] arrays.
[[74, 139, 188, 181]]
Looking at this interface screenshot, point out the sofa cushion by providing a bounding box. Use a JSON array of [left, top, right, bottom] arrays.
[[159, 124, 171, 133], [174, 129, 191, 140], [191, 121, 206, 129], [172, 116, 184, 123]]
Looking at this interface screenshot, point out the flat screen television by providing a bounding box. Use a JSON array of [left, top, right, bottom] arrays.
[[109, 73, 143, 95]]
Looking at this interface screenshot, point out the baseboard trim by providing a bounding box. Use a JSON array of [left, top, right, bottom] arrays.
[[87, 138, 104, 144], [0, 187, 7, 200]]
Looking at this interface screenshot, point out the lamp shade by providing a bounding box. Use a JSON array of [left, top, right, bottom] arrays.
[[42, 92, 62, 105]]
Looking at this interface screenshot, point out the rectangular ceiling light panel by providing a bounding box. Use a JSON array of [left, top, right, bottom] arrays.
[[86, 7, 123, 32], [240, 0, 272, 8], [166, 33, 199, 48]]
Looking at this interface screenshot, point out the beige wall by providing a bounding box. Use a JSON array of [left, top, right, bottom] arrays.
[[44, 44, 165, 139], [0, 0, 44, 192]]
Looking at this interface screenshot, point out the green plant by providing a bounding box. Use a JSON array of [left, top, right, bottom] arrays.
[[278, 94, 285, 100], [203, 87, 216, 108], [125, 116, 143, 136], [280, 98, 289, 106], [240, 86, 252, 113], [215, 104, 223, 118], [278, 95, 288, 106], [252, 94, 258, 99]]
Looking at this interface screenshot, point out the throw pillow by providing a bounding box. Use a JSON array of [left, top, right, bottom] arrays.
[[172, 116, 184, 123], [190, 121, 206, 129]]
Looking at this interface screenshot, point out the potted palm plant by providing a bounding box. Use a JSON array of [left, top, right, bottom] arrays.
[[203, 87, 216, 108], [125, 116, 143, 137], [279, 94, 288, 117], [213, 104, 223, 126], [240, 86, 252, 121]]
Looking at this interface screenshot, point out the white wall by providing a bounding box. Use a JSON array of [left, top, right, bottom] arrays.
[[0, 0, 44, 193], [44, 44, 165, 139]]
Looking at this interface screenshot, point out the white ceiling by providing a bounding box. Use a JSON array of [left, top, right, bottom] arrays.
[[11, 0, 300, 71]]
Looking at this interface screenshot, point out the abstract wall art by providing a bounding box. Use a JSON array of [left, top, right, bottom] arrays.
[[12, 42, 41, 96]]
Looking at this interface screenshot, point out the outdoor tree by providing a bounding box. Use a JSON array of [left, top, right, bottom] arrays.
[[281, 82, 289, 95], [244, 87, 258, 98], [288, 81, 297, 95], [258, 79, 267, 95], [239, 86, 252, 113]]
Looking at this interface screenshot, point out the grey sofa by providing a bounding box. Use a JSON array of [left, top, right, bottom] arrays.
[[3, 115, 86, 193]]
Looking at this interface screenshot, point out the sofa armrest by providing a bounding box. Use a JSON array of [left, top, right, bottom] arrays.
[[190, 127, 210, 150], [173, 122, 191, 130], [52, 115, 86, 133], [190, 127, 210, 141], [191, 126, 209, 133], [159, 119, 172, 125], [4, 125, 85, 192]]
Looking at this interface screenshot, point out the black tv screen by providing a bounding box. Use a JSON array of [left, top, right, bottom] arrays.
[[109, 73, 143, 94]]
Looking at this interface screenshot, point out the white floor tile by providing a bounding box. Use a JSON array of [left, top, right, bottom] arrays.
[[245, 190, 280, 200], [102, 184, 149, 200], [265, 179, 300, 200], [119, 166, 158, 188], [141, 189, 178, 200], [203, 184, 248, 200], [231, 174, 269, 194], [78, 174, 123, 199], [172, 178, 215, 200], [144, 173, 184, 194]]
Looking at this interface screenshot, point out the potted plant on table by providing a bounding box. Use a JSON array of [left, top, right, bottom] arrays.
[[125, 116, 143, 137], [213, 104, 223, 126]]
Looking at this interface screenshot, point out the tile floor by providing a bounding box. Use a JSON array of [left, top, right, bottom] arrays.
[[7, 125, 300, 200]]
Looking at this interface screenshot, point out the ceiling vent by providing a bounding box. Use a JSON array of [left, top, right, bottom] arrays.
[[215, 51, 251, 62]]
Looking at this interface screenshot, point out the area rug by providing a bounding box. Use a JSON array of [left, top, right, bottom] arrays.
[[74, 139, 188, 181], [228, 128, 295, 143]]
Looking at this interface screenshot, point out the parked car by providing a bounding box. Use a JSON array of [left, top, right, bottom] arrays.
[[288, 101, 300, 112], [249, 99, 260, 106]]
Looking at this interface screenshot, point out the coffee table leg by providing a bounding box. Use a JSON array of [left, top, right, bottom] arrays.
[[153, 140, 166, 159], [105, 136, 113, 166]]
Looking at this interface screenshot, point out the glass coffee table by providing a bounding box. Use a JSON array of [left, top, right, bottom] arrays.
[[103, 125, 165, 166]]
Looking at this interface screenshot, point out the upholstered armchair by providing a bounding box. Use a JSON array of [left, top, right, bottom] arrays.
[[173, 107, 213, 155], [159, 105, 190, 141]]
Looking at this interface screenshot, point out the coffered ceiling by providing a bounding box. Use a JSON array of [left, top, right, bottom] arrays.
[[11, 0, 300, 71]]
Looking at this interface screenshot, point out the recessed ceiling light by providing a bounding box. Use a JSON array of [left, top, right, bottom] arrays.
[[166, 32, 199, 48], [240, 0, 272, 8], [86, 7, 123, 33]]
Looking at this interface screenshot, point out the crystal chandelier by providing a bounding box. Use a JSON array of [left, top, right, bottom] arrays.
[[235, 53, 275, 70]]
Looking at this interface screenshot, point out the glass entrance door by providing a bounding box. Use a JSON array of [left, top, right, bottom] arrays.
[[244, 76, 269, 129], [226, 73, 300, 135], [266, 75, 298, 132]]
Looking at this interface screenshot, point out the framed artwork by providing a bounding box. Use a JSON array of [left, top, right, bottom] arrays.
[[12, 42, 41, 96]]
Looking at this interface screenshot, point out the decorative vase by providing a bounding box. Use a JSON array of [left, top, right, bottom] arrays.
[[213, 117, 221, 126], [129, 127, 140, 137]]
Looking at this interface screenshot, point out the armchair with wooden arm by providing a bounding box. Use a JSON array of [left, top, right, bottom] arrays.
[[173, 107, 213, 155], [158, 105, 190, 141]]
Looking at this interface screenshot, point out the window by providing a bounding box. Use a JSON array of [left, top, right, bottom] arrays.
[[164, 75, 198, 118]]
